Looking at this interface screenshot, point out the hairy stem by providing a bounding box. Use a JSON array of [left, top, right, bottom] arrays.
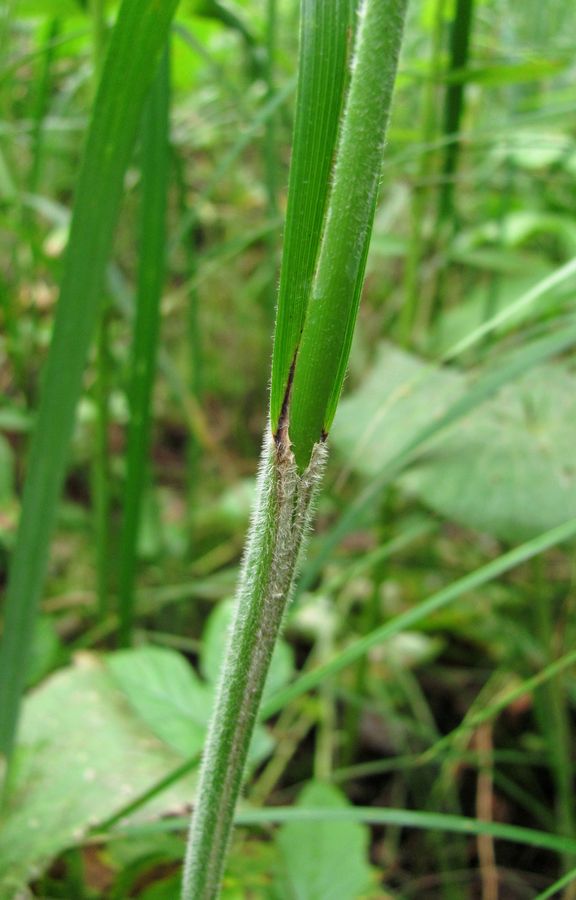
[[182, 433, 326, 899]]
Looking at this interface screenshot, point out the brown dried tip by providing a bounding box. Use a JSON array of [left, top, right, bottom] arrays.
[[274, 354, 297, 459]]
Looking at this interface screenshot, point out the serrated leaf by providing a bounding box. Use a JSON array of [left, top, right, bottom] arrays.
[[274, 782, 375, 900]]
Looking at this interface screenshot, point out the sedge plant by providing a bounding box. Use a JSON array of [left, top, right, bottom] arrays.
[[181, 0, 409, 896]]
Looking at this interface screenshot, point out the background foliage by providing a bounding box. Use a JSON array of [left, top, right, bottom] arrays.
[[1, 0, 576, 896]]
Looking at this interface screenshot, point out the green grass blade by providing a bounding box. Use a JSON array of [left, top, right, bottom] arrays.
[[27, 18, 59, 202], [89, 0, 112, 625], [287, 0, 408, 470], [423, 646, 576, 765], [535, 867, 576, 899], [263, 516, 576, 717], [442, 256, 576, 361], [268, 0, 354, 433], [234, 807, 576, 857], [117, 49, 171, 647], [437, 0, 475, 223], [0, 0, 179, 762], [92, 313, 113, 618], [107, 808, 576, 859]]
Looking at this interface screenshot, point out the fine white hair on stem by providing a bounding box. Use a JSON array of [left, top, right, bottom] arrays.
[[182, 432, 327, 899]]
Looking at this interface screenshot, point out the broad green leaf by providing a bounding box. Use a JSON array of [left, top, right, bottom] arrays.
[[108, 646, 274, 767], [453, 211, 576, 257], [107, 646, 213, 758], [332, 344, 576, 542], [333, 343, 461, 472], [402, 363, 576, 541], [274, 781, 375, 900], [201, 599, 294, 699], [298, 322, 576, 593], [0, 657, 195, 896]]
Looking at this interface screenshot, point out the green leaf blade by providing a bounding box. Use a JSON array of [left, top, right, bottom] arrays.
[[0, 0, 179, 760], [269, 0, 354, 433], [287, 0, 408, 470], [117, 49, 171, 647]]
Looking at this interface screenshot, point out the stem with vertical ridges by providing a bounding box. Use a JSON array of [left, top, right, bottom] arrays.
[[182, 434, 327, 898]]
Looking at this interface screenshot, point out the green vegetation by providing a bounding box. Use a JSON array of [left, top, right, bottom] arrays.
[[1, 0, 576, 897], [183, 6, 407, 894]]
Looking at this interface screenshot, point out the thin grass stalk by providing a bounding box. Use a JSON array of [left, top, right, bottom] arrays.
[[184, 273, 202, 536], [1, 7, 27, 398], [264, 0, 278, 221], [89, 0, 113, 622], [535, 867, 576, 900], [182, 1, 408, 895], [117, 49, 170, 646], [167, 138, 202, 530], [531, 558, 576, 887], [169, 146, 203, 536], [480, 158, 514, 349], [88, 0, 106, 78], [92, 314, 113, 618], [398, 0, 446, 345], [25, 18, 59, 249], [437, 0, 475, 225], [0, 0, 179, 766], [182, 435, 327, 898], [429, 0, 475, 325], [109, 802, 576, 859]]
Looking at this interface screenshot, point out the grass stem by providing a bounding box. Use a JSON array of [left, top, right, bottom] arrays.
[[117, 49, 170, 646], [182, 435, 327, 897]]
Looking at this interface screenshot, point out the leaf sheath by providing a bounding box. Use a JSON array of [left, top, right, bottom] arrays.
[[182, 434, 326, 899]]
